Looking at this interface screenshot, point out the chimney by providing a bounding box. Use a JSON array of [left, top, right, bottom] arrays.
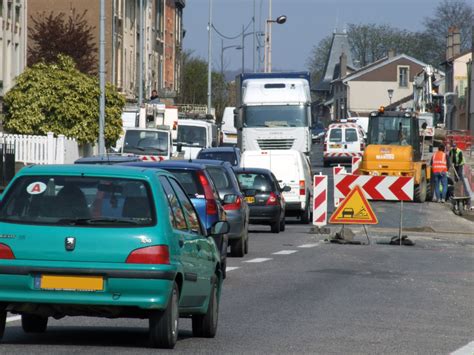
[[452, 27, 461, 58], [446, 26, 453, 61], [339, 52, 347, 78], [388, 49, 395, 59]]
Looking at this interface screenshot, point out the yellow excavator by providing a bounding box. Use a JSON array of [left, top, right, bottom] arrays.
[[358, 108, 432, 202]]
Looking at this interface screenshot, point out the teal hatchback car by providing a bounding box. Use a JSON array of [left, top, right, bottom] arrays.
[[0, 165, 228, 349]]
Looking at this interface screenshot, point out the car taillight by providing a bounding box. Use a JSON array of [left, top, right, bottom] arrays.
[[126, 245, 170, 264], [360, 142, 365, 151], [299, 180, 305, 195], [266, 192, 278, 206], [0, 243, 15, 259], [172, 121, 178, 130], [198, 171, 218, 215], [224, 196, 242, 211]]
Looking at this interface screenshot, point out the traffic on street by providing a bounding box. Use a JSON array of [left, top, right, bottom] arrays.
[[0, 0, 473, 353]]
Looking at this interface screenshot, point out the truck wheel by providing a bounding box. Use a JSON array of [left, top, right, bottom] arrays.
[[300, 199, 311, 224], [426, 178, 434, 202], [323, 159, 329, 167], [414, 170, 427, 203]]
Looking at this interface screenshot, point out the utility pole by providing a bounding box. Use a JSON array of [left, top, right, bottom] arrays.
[[253, 0, 256, 72], [98, 0, 106, 155], [138, 0, 144, 105], [267, 0, 272, 73], [207, 0, 213, 114], [241, 24, 245, 74]]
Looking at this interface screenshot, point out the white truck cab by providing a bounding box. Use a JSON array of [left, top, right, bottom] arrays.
[[174, 119, 218, 159]]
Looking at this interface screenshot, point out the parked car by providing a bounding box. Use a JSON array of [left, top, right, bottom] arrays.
[[193, 159, 250, 257], [122, 161, 229, 278], [197, 147, 241, 167], [0, 164, 228, 349], [311, 122, 326, 143], [240, 150, 313, 224], [74, 155, 141, 164], [323, 123, 365, 167], [233, 167, 289, 233]]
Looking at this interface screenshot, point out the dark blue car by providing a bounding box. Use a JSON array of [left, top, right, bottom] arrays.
[[122, 161, 228, 278]]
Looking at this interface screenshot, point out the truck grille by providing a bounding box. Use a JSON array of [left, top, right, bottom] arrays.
[[257, 139, 295, 150]]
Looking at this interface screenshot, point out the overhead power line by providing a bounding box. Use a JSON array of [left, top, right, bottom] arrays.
[[212, 19, 253, 40]]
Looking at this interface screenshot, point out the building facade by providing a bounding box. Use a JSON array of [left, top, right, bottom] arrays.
[[0, 0, 28, 101], [28, 0, 185, 103]]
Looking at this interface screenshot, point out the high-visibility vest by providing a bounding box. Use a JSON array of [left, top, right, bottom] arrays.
[[432, 151, 448, 173], [450, 148, 465, 166]]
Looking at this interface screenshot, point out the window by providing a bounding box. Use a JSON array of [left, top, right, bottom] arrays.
[[169, 178, 202, 234], [345, 128, 358, 142], [207, 167, 230, 191], [398, 66, 409, 87], [329, 128, 342, 142], [237, 173, 274, 192], [160, 176, 187, 230]]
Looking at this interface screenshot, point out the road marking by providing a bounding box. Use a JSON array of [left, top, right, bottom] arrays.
[[243, 258, 272, 263], [451, 340, 474, 355], [6, 315, 21, 323], [272, 250, 298, 255], [298, 243, 320, 248], [225, 266, 240, 272]]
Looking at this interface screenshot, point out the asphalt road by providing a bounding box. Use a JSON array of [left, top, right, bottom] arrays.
[[1, 144, 473, 354]]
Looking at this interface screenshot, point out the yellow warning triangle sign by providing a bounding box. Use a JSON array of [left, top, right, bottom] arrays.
[[329, 185, 378, 225]]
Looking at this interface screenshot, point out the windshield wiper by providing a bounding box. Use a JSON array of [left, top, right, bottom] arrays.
[[58, 218, 140, 225]]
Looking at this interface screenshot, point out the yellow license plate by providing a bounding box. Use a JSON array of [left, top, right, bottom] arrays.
[[245, 196, 255, 204], [40, 275, 104, 291], [227, 134, 237, 138], [330, 144, 342, 148]]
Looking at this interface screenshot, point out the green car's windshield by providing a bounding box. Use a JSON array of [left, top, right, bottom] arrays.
[[0, 176, 155, 226]]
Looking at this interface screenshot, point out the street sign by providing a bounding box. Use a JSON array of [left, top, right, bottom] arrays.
[[329, 185, 378, 225], [334, 174, 414, 201], [312, 174, 327, 227]]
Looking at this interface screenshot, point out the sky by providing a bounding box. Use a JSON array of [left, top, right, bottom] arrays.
[[183, 0, 445, 73]]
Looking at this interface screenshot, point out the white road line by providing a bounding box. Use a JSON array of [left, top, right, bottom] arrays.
[[6, 315, 21, 323], [451, 340, 474, 355], [272, 250, 298, 255], [243, 258, 273, 263], [225, 266, 240, 272], [297, 243, 320, 248]]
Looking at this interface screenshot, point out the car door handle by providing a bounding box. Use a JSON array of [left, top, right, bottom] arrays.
[[178, 239, 184, 248]]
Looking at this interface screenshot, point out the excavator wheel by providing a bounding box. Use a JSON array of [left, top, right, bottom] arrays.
[[414, 170, 427, 203]]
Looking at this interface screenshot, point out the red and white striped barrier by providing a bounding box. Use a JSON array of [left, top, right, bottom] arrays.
[[312, 174, 328, 227], [323, 152, 363, 159], [351, 156, 362, 175], [334, 174, 414, 201], [333, 165, 347, 207], [140, 155, 165, 162]]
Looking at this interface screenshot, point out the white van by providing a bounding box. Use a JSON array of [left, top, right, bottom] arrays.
[[323, 123, 365, 167], [241, 149, 313, 223], [174, 119, 218, 159], [221, 107, 237, 146]]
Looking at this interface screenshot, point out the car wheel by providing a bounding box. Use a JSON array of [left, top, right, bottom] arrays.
[[279, 215, 286, 231], [221, 259, 227, 280], [192, 276, 219, 338], [270, 220, 280, 233], [21, 314, 48, 333], [300, 199, 311, 224], [0, 309, 6, 341], [244, 235, 249, 255], [230, 238, 244, 257], [149, 282, 179, 349], [323, 159, 330, 167]]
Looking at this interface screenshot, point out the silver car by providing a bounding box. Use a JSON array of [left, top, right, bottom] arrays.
[[194, 159, 250, 257]]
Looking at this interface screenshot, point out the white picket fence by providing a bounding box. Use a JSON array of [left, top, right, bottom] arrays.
[[0, 132, 79, 164]]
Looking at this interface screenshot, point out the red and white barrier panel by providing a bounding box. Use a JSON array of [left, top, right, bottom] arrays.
[[312, 174, 328, 226], [140, 155, 165, 162], [333, 165, 347, 207], [323, 152, 363, 158], [334, 174, 414, 201], [351, 156, 362, 175]]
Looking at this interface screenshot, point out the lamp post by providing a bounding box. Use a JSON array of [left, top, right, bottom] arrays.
[[98, 0, 106, 155], [239, 28, 259, 73], [387, 89, 394, 106], [264, 6, 287, 73], [207, 0, 213, 115], [221, 40, 239, 76]]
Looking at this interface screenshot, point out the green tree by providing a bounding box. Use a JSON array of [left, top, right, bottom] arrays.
[[306, 35, 332, 85], [3, 55, 125, 147]]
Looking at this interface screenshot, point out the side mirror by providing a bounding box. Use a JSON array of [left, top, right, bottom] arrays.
[[282, 185, 291, 192], [223, 193, 238, 204], [177, 143, 183, 153], [210, 221, 230, 236]]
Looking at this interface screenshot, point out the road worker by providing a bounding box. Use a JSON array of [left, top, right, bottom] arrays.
[[431, 144, 449, 203]]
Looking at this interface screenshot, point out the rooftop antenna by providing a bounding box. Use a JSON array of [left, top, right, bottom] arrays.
[[334, 10, 339, 33]]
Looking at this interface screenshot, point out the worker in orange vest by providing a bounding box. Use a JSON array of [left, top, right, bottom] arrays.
[[431, 144, 449, 203]]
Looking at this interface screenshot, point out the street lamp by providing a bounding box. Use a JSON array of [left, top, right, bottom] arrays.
[[387, 89, 394, 106], [264, 9, 287, 73], [221, 40, 240, 76]]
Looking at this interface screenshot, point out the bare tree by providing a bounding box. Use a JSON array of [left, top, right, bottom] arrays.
[[306, 35, 332, 84], [28, 10, 98, 74]]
